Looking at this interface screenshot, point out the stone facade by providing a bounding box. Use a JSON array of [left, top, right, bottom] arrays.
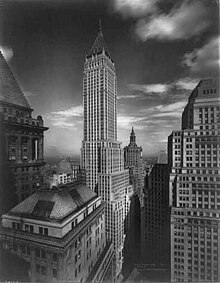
[[0, 51, 48, 210], [0, 183, 114, 282]]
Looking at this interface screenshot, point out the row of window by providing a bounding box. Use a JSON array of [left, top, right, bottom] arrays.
[[12, 222, 49, 235]]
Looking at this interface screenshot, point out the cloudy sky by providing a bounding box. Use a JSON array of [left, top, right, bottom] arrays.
[[0, 0, 219, 157]]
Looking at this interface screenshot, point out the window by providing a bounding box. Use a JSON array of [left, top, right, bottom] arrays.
[[36, 264, 46, 275], [39, 227, 48, 235], [52, 269, 57, 278], [52, 253, 58, 262], [25, 224, 34, 233], [84, 209, 88, 218], [75, 237, 81, 249], [22, 245, 30, 256], [36, 264, 40, 273], [41, 266, 46, 275], [35, 248, 46, 259], [72, 218, 78, 229], [12, 222, 21, 230]]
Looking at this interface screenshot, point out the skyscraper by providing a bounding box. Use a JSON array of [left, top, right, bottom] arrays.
[[81, 23, 132, 277], [168, 79, 220, 282], [142, 161, 170, 272], [123, 127, 144, 270], [124, 127, 144, 204], [0, 51, 48, 212]]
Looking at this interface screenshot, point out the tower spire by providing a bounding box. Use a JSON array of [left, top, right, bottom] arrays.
[[87, 20, 110, 58], [130, 127, 136, 145], [98, 18, 102, 34]]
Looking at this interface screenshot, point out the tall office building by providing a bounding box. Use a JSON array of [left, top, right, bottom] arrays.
[[142, 161, 170, 271], [0, 183, 114, 282], [81, 23, 132, 277], [123, 127, 144, 270], [168, 79, 220, 282], [124, 127, 144, 204], [0, 51, 48, 212], [124, 127, 142, 167]]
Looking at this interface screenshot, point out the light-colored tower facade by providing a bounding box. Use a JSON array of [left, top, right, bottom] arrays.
[[168, 79, 220, 282], [81, 24, 132, 277]]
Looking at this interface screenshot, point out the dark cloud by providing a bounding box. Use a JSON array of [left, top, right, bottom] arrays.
[[1, 0, 218, 157], [182, 36, 219, 78]]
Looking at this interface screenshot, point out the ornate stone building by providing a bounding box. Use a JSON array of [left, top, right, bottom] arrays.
[[0, 183, 114, 282], [0, 51, 48, 211]]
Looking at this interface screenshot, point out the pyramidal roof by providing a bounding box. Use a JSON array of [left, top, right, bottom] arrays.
[[0, 51, 30, 109], [8, 183, 97, 222], [87, 22, 111, 58]]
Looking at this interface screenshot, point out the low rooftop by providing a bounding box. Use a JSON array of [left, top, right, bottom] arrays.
[[8, 183, 97, 222]]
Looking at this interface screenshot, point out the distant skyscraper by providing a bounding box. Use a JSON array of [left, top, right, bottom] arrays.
[[81, 23, 132, 277], [123, 127, 144, 270], [0, 183, 114, 282], [124, 127, 142, 166], [168, 79, 220, 282], [124, 127, 144, 204], [0, 51, 48, 211]]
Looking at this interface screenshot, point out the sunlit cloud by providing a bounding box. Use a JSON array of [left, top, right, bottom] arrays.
[[117, 115, 144, 129], [118, 94, 139, 100], [53, 121, 75, 128], [0, 46, 13, 62], [139, 101, 185, 121], [175, 78, 198, 90], [151, 112, 181, 118], [129, 83, 169, 93], [125, 78, 197, 102], [113, 0, 159, 18], [135, 0, 212, 41], [45, 105, 83, 128], [152, 101, 187, 113], [46, 117, 75, 128], [50, 105, 83, 117], [182, 36, 220, 77]]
